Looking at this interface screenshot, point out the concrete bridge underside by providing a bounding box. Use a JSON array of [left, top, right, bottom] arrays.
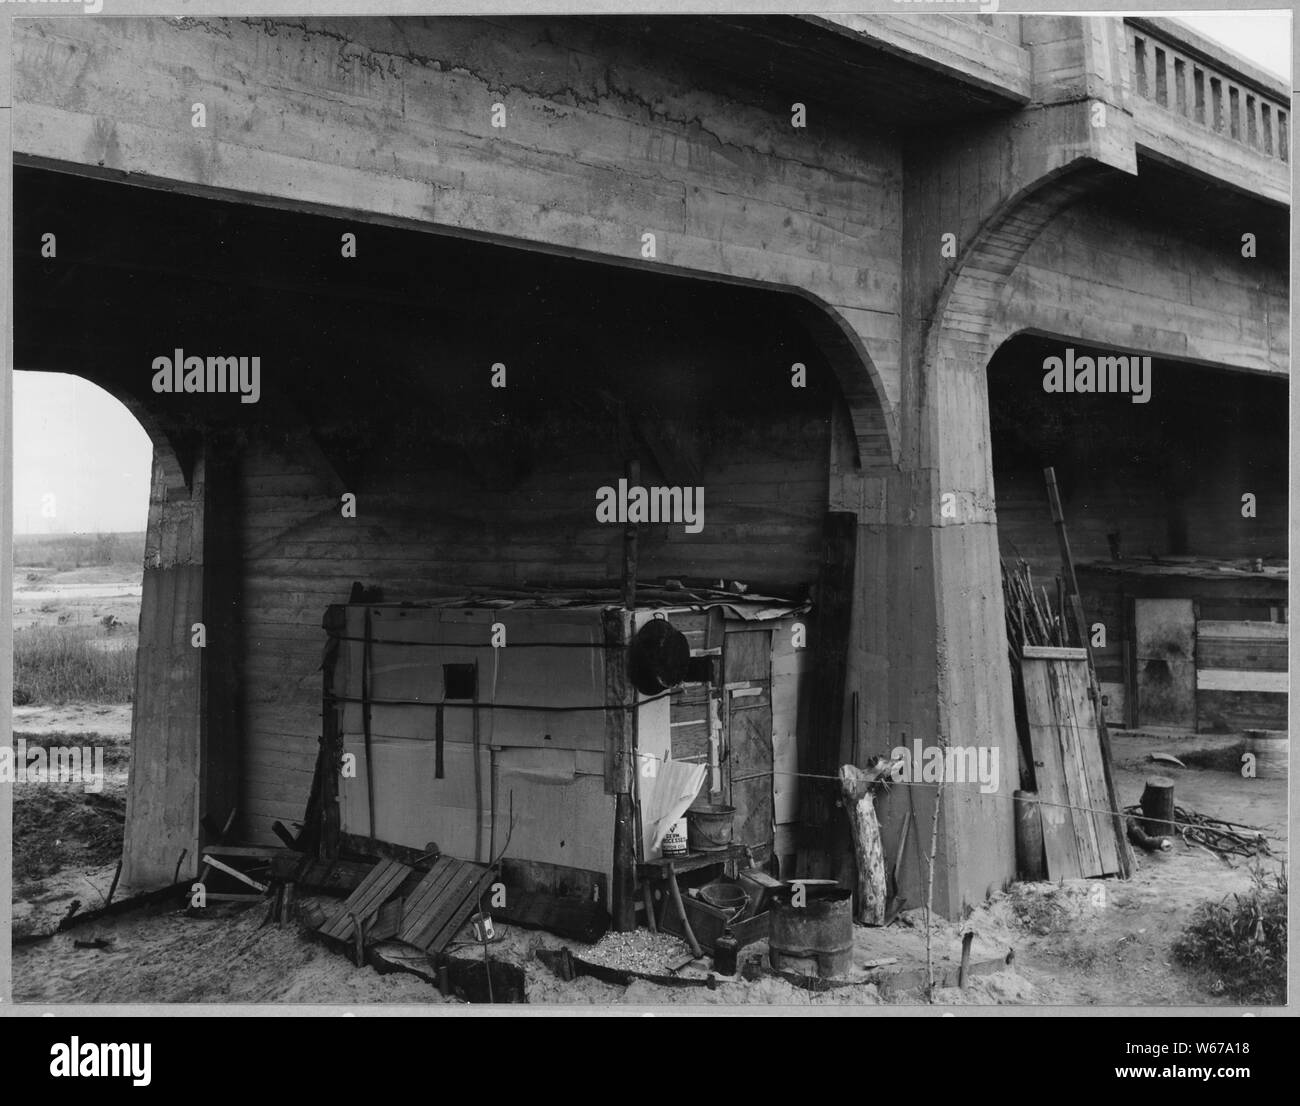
[[5, 13, 1287, 916]]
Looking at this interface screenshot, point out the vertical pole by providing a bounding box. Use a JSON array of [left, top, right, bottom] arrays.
[[605, 608, 637, 931], [361, 607, 376, 841], [622, 458, 639, 610]]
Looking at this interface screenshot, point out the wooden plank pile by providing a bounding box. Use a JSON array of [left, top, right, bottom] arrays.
[[1001, 467, 1133, 882], [314, 854, 497, 966], [1019, 646, 1122, 879]]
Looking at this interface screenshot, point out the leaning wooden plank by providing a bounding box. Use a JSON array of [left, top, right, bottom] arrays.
[[320, 858, 413, 942], [201, 855, 270, 893], [202, 845, 301, 860], [1052, 659, 1105, 877], [1021, 645, 1088, 661], [397, 857, 460, 935], [369, 897, 405, 943], [1022, 659, 1083, 880], [1066, 659, 1121, 875], [400, 865, 480, 950], [397, 860, 472, 946], [421, 867, 498, 955]]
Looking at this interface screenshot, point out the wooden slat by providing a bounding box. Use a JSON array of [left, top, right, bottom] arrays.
[[1021, 659, 1082, 880], [1196, 669, 1288, 693], [402, 866, 480, 949], [201, 855, 269, 893], [398, 860, 495, 953], [397, 856, 459, 928], [1021, 645, 1088, 660], [1196, 689, 1288, 732], [1197, 620, 1289, 639], [1196, 641, 1288, 671], [1022, 654, 1122, 878], [320, 858, 413, 941], [1047, 660, 1104, 876]]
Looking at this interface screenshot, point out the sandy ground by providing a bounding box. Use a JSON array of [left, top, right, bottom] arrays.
[[10, 564, 1285, 1006], [13, 727, 1283, 1006]]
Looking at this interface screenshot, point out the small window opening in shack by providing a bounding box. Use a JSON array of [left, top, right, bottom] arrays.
[[443, 663, 477, 700]]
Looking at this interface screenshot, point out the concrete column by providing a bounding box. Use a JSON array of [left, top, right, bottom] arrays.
[[122, 434, 241, 890]]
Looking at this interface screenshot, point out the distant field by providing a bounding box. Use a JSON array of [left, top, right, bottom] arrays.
[[14, 531, 145, 571], [13, 625, 135, 705], [13, 532, 143, 706]]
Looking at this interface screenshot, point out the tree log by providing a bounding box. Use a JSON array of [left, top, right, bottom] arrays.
[[1140, 776, 1176, 837], [839, 765, 886, 925]]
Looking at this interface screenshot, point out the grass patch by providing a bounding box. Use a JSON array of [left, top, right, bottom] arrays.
[[13, 625, 135, 705], [1173, 862, 1287, 1004]]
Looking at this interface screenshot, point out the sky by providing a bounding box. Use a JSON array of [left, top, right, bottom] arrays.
[[1174, 10, 1291, 82], [12, 372, 153, 535], [9, 10, 1292, 536]]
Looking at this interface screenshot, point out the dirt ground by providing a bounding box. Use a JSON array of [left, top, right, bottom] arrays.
[[12, 562, 142, 632], [12, 724, 1284, 1007], [10, 562, 1286, 1007]]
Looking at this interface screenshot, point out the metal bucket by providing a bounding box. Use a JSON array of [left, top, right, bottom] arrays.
[[698, 880, 749, 920], [687, 804, 735, 852], [768, 885, 853, 978]]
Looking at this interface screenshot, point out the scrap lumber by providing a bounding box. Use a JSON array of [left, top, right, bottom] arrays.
[[272, 854, 374, 893], [1123, 803, 1272, 858], [493, 858, 610, 943], [1020, 649, 1120, 878], [397, 856, 497, 954], [319, 857, 414, 954], [1043, 467, 1132, 879], [200, 855, 269, 893]]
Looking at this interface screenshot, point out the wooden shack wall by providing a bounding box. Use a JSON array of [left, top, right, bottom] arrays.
[[241, 421, 829, 845]]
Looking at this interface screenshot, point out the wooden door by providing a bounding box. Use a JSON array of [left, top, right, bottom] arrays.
[[724, 630, 774, 864], [1134, 598, 1196, 728]]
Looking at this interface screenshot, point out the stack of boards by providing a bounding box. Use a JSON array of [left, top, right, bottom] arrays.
[[317, 855, 497, 962], [1020, 646, 1126, 879]]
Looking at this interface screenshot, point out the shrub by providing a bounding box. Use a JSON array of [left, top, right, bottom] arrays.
[[1173, 862, 1287, 1004]]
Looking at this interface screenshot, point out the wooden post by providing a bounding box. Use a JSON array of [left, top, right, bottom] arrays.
[[1140, 776, 1176, 837], [797, 512, 856, 877], [604, 609, 637, 931], [622, 458, 639, 610], [1043, 468, 1133, 879], [612, 793, 637, 932], [361, 607, 377, 841]]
